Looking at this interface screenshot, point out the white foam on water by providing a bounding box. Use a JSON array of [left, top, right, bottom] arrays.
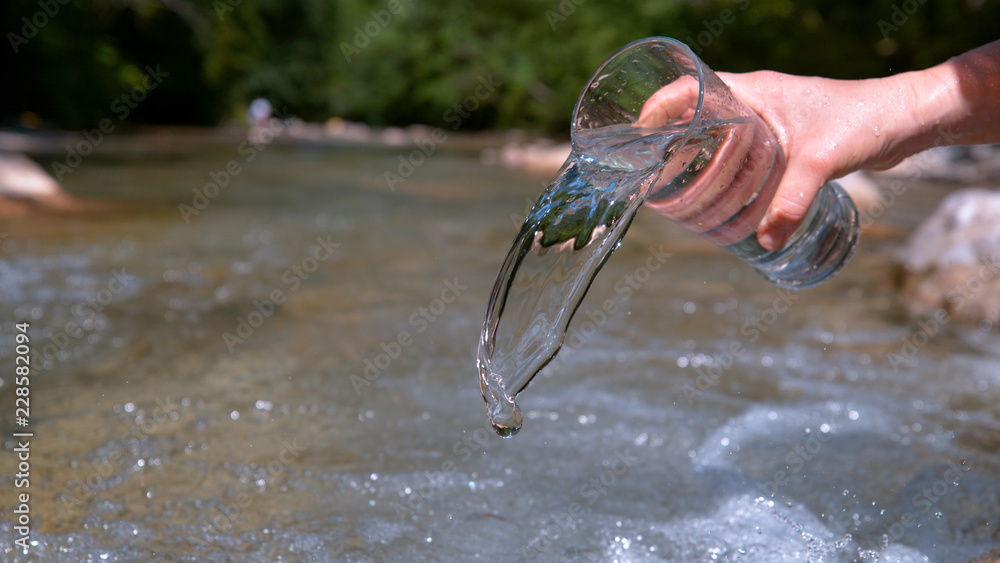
[[692, 402, 891, 471]]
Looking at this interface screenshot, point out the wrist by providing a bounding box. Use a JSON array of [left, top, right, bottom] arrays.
[[878, 65, 963, 164], [884, 40, 1000, 159]]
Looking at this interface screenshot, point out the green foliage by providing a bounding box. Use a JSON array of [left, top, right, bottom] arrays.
[[4, 0, 999, 133], [4, 0, 220, 128]]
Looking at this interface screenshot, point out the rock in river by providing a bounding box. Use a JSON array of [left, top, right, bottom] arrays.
[[967, 548, 1000, 563], [897, 188, 1000, 325], [0, 152, 109, 215]]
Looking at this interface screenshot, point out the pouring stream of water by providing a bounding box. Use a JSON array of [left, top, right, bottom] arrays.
[[477, 123, 708, 436]]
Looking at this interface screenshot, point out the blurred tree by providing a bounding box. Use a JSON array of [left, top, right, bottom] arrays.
[[3, 0, 999, 133], [3, 0, 219, 129]]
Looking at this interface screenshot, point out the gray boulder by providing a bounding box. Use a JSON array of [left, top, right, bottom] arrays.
[[897, 188, 1000, 324]]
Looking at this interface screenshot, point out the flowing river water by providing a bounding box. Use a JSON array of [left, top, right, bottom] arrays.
[[0, 131, 998, 562]]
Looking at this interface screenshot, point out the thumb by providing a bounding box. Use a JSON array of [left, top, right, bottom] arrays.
[[756, 163, 826, 251], [634, 77, 701, 128]]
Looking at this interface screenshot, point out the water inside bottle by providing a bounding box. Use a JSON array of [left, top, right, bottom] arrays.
[[478, 118, 776, 436]]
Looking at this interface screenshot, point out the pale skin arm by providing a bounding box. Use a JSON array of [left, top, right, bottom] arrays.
[[638, 39, 1000, 251]]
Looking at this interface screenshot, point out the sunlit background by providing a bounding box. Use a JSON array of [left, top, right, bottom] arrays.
[[4, 0, 1000, 132]]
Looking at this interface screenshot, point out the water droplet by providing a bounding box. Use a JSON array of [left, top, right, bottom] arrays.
[[491, 418, 521, 438], [230, 410, 240, 420]]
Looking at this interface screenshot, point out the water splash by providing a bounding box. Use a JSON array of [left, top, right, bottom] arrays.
[[477, 123, 701, 436]]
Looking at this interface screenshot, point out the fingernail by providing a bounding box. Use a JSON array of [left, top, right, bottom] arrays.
[[757, 230, 778, 252]]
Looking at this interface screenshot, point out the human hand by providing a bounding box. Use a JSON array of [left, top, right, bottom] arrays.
[[712, 71, 921, 250], [635, 38, 1000, 251], [636, 71, 919, 250]]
